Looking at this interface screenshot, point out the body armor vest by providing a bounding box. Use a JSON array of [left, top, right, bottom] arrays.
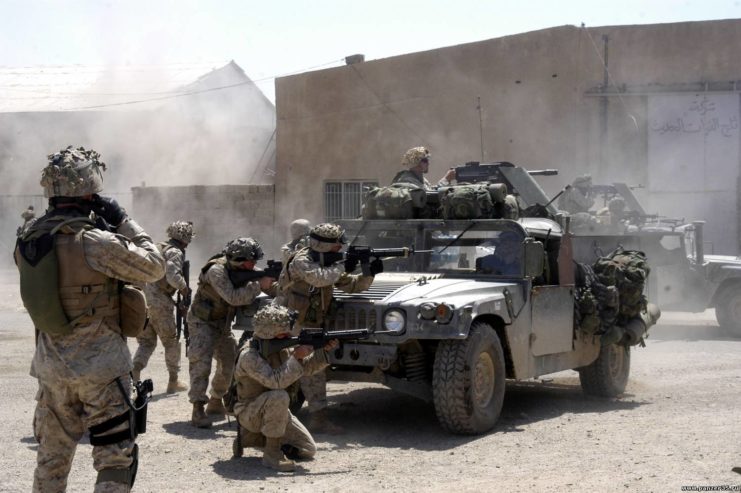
[[279, 249, 334, 327], [191, 256, 232, 322], [16, 213, 119, 335], [153, 241, 183, 296]]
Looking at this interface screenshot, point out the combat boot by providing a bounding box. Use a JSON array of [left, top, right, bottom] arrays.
[[262, 437, 295, 472], [307, 409, 343, 434], [166, 372, 188, 393], [191, 402, 211, 428], [205, 396, 226, 416], [131, 362, 144, 382]]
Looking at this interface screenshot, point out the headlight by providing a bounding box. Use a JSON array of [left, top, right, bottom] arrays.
[[383, 309, 406, 333], [435, 303, 454, 324], [419, 302, 437, 320]]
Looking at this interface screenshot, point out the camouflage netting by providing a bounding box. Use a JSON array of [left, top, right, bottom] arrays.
[[401, 146, 430, 167], [167, 221, 195, 244], [223, 237, 264, 261], [252, 305, 297, 339], [309, 223, 346, 253], [40, 146, 106, 198]]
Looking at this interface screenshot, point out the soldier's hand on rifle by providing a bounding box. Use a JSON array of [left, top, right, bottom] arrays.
[[258, 276, 274, 291], [323, 338, 339, 352], [369, 258, 384, 276], [293, 344, 314, 361], [344, 257, 359, 273], [178, 287, 191, 300]]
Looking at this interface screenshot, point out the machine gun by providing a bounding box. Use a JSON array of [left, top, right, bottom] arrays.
[[313, 246, 421, 275], [250, 328, 371, 356], [454, 161, 558, 185], [176, 260, 191, 353], [227, 259, 283, 287]]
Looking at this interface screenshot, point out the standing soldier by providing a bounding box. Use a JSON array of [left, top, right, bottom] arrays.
[[17, 204, 36, 236], [232, 305, 338, 471], [15, 146, 165, 492], [132, 220, 194, 393], [188, 237, 276, 428], [391, 146, 455, 190], [281, 218, 311, 263], [278, 223, 379, 433]]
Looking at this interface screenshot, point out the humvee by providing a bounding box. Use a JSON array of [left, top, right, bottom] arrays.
[[321, 216, 659, 434]]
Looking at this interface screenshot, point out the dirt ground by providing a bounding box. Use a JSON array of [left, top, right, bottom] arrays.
[[1, 271, 740, 492]]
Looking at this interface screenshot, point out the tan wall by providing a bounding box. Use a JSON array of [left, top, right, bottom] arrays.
[[131, 185, 278, 270], [275, 20, 741, 251]]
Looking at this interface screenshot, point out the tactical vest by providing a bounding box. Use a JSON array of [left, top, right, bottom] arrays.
[[190, 256, 233, 322], [16, 214, 119, 335], [153, 241, 183, 296], [279, 249, 335, 327]]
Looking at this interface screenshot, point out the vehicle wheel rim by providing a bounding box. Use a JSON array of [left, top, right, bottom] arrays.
[[608, 345, 625, 378], [472, 351, 495, 407]]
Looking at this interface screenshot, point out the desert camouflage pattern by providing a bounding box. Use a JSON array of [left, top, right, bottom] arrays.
[[21, 206, 35, 222], [160, 244, 188, 293], [223, 237, 264, 261], [187, 262, 264, 403], [40, 146, 106, 198], [234, 341, 328, 456], [401, 146, 430, 168], [24, 217, 165, 492], [252, 305, 296, 339], [133, 286, 181, 374], [308, 223, 345, 253], [281, 236, 309, 263], [300, 370, 328, 413], [391, 168, 433, 190], [166, 220, 195, 245]]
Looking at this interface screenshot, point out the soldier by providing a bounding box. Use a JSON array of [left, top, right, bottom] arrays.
[[17, 204, 36, 236], [278, 223, 378, 433], [187, 237, 276, 428], [391, 146, 455, 190], [132, 220, 194, 393], [15, 146, 165, 492], [281, 218, 311, 263], [476, 230, 523, 275], [232, 305, 338, 471], [557, 175, 595, 214]]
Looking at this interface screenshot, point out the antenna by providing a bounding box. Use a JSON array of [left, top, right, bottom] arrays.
[[476, 96, 485, 162]]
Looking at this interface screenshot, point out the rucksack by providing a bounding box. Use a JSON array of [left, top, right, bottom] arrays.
[[363, 183, 426, 219], [440, 184, 495, 219], [593, 248, 650, 322]]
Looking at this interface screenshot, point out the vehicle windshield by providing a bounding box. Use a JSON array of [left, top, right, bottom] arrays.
[[342, 220, 526, 277]]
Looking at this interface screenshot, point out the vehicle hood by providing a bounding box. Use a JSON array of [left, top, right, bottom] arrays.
[[335, 272, 518, 305], [704, 254, 741, 267]]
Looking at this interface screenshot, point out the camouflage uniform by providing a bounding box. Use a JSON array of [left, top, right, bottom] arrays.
[[558, 175, 595, 214], [233, 306, 330, 470], [132, 239, 187, 383], [391, 146, 449, 190], [16, 146, 165, 493], [278, 224, 374, 427]]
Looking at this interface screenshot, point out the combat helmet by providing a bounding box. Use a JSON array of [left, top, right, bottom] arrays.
[[572, 174, 592, 190], [289, 219, 311, 241], [223, 237, 264, 263], [40, 146, 106, 198], [252, 305, 297, 339], [167, 221, 195, 245], [401, 146, 431, 168], [308, 223, 346, 253]]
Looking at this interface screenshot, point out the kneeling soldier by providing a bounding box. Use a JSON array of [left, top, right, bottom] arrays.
[[232, 305, 337, 471]]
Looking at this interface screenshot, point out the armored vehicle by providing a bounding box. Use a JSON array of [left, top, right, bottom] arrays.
[[323, 217, 658, 434]]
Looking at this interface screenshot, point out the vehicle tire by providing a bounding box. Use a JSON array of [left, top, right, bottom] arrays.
[[432, 322, 506, 434], [578, 343, 630, 397], [715, 287, 741, 337]]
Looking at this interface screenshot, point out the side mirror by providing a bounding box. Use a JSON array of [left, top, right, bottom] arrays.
[[523, 238, 545, 279]]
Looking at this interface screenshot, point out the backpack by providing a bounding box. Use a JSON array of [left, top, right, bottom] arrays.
[[440, 184, 495, 219], [593, 248, 650, 322], [363, 183, 426, 219]]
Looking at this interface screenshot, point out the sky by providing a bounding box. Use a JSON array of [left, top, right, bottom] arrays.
[[1, 0, 740, 103]]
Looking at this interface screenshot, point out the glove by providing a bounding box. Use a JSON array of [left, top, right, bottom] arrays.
[[369, 258, 384, 276], [344, 257, 359, 273], [92, 194, 127, 227]]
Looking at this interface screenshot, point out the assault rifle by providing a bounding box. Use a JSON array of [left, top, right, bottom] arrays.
[[250, 328, 371, 355], [313, 245, 421, 275], [176, 260, 191, 353], [228, 259, 283, 287]]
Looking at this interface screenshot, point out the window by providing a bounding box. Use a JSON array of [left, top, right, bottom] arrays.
[[324, 180, 378, 222]]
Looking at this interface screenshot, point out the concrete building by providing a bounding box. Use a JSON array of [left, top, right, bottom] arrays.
[[274, 19, 741, 255]]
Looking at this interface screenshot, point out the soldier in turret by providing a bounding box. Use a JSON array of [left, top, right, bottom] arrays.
[[391, 146, 456, 190]]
